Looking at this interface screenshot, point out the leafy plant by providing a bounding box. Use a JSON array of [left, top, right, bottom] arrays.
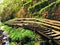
[[28, 0, 48, 13], [39, 2, 56, 15]]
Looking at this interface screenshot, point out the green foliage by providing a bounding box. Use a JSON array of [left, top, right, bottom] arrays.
[[56, 0, 60, 3], [23, 1, 32, 6], [9, 42, 16, 45], [0, 25, 36, 41], [28, 0, 48, 13], [0, 0, 60, 20], [0, 22, 42, 44], [25, 0, 32, 2], [0, 22, 4, 27], [27, 0, 60, 18], [38, 0, 60, 16], [39, 2, 56, 15], [0, 0, 23, 22]]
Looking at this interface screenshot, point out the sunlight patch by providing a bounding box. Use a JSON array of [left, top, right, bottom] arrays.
[[0, 0, 3, 3]]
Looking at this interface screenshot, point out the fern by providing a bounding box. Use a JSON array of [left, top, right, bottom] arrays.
[[39, 2, 56, 15], [0, 24, 36, 41], [28, 0, 48, 13], [25, 0, 32, 2], [39, 0, 60, 15], [23, 1, 32, 6]]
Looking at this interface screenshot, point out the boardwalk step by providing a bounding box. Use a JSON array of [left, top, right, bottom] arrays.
[[53, 36, 60, 39], [42, 30, 51, 33], [45, 32, 56, 35], [49, 34, 60, 37], [44, 30, 51, 32]]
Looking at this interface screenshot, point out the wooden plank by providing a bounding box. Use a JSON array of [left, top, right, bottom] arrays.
[[37, 18, 60, 27], [53, 36, 60, 39], [39, 23, 60, 31], [52, 30, 60, 34], [39, 18, 60, 24]]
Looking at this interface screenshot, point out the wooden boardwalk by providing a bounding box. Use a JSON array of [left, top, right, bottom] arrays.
[[5, 18, 60, 45]]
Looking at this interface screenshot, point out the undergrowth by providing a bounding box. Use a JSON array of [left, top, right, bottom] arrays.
[[0, 23, 42, 45]]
